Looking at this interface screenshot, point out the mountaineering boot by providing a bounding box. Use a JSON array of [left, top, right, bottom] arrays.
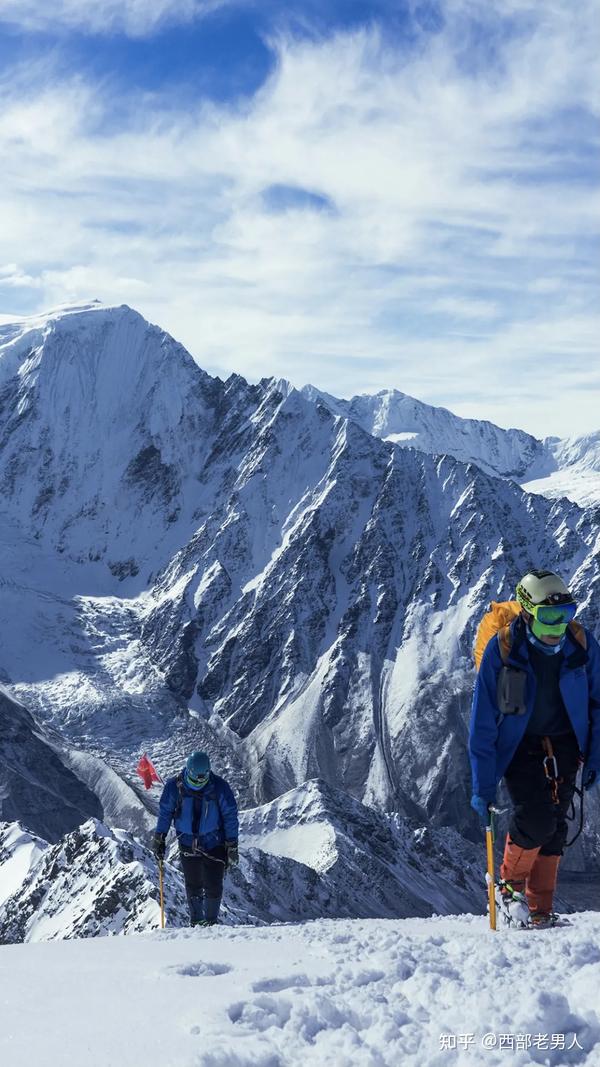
[[499, 836, 540, 925], [526, 854, 561, 915], [528, 910, 559, 929], [498, 880, 530, 927]]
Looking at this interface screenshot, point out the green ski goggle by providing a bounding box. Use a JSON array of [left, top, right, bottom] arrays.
[[187, 771, 209, 787], [529, 600, 577, 637]]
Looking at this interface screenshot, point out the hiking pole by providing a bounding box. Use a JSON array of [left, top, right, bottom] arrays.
[[158, 858, 165, 929], [485, 807, 496, 931]]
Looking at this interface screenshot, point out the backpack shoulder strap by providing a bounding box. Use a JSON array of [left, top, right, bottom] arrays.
[[174, 774, 184, 820], [497, 623, 513, 665], [568, 620, 587, 651]]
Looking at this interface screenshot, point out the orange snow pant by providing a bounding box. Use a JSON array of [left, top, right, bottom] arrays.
[[500, 840, 561, 913]]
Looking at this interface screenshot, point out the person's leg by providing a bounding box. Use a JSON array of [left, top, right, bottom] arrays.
[[202, 847, 226, 924], [526, 734, 580, 914], [501, 737, 553, 891], [179, 850, 205, 925], [500, 838, 541, 890], [526, 855, 560, 914]]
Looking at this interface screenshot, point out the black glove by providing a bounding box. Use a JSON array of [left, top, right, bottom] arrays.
[[153, 832, 166, 860], [225, 840, 239, 867]]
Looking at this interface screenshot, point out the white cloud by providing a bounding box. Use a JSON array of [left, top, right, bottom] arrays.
[[0, 1, 598, 437], [0, 0, 227, 37], [0, 263, 40, 287]]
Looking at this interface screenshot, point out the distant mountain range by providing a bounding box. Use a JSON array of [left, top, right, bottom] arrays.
[[301, 385, 600, 506], [0, 303, 598, 939]]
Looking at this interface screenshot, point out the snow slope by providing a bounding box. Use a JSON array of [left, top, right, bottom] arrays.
[[522, 433, 600, 507], [0, 823, 46, 908], [1, 913, 599, 1067]]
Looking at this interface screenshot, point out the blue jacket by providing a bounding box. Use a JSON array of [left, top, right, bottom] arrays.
[[470, 617, 600, 802], [156, 771, 239, 849]]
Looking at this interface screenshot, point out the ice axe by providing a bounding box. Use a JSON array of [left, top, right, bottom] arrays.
[[485, 805, 507, 931], [485, 810, 496, 931], [158, 858, 165, 929]]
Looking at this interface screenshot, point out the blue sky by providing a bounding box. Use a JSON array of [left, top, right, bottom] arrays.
[[0, 0, 598, 437]]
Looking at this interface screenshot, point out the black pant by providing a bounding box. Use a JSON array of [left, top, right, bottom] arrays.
[[179, 845, 226, 923], [504, 732, 580, 855], [179, 845, 226, 897]]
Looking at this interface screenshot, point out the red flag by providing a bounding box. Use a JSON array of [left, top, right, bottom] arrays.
[[136, 753, 162, 790]]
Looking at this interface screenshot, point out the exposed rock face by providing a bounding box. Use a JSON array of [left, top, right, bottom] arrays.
[[0, 685, 102, 842], [0, 819, 187, 942]]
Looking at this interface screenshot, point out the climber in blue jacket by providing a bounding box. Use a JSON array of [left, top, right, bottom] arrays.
[[470, 569, 600, 927], [153, 750, 239, 926]]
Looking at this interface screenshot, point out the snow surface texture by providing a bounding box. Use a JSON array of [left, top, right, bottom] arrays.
[[1, 302, 599, 937], [1, 913, 600, 1067]]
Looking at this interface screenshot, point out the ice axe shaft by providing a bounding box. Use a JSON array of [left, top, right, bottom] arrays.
[[159, 859, 165, 929], [484, 805, 505, 931], [485, 821, 496, 930]]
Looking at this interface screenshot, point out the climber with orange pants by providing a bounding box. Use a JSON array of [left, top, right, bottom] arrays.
[[469, 570, 600, 927]]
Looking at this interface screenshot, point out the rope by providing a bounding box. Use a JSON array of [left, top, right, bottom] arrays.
[[541, 736, 584, 847], [180, 845, 227, 865], [565, 785, 585, 848]]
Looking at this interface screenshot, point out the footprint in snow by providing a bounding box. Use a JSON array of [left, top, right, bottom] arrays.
[[228, 995, 292, 1031], [164, 961, 232, 978], [348, 969, 386, 987], [251, 974, 317, 993]]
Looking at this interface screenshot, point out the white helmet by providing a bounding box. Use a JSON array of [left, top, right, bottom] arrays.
[[516, 570, 574, 613]]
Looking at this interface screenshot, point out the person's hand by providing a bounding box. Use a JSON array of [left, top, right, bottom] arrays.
[[582, 768, 599, 792], [470, 795, 492, 823], [225, 841, 239, 867], [153, 832, 166, 859]]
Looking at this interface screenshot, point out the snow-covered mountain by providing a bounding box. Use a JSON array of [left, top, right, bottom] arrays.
[[0, 301, 247, 568], [303, 386, 600, 507], [0, 781, 487, 942], [1, 302, 599, 939], [0, 683, 103, 842], [522, 432, 600, 507], [301, 385, 548, 481], [0, 822, 46, 910]]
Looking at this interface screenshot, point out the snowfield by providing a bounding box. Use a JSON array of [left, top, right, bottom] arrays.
[[1, 913, 600, 1067]]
